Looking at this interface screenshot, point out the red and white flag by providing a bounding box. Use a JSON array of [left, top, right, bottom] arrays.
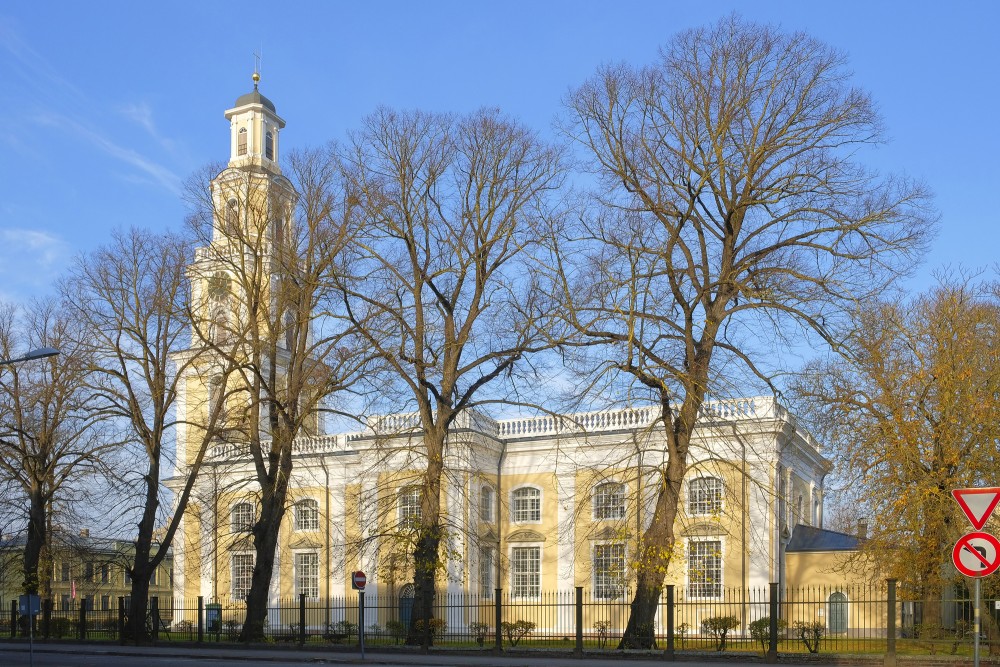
[[71, 580, 76, 599]]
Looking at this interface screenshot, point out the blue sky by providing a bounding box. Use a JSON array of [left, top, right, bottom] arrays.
[[1, 1, 997, 303]]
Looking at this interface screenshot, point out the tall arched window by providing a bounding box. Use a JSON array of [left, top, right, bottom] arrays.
[[479, 485, 495, 522], [237, 128, 248, 156], [511, 487, 541, 523], [294, 499, 319, 531], [688, 477, 724, 516], [593, 482, 625, 520], [265, 131, 274, 160]]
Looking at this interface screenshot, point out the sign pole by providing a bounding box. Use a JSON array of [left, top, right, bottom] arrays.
[[974, 576, 981, 667], [358, 590, 365, 661]]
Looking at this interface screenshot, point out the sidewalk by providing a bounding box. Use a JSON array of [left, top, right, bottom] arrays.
[[0, 640, 868, 666]]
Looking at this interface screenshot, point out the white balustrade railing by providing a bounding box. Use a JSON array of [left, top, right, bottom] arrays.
[[206, 397, 782, 461]]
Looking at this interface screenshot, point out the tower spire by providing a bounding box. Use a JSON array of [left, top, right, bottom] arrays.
[[253, 50, 262, 90]]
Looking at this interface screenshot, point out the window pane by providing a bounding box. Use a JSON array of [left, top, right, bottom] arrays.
[[511, 546, 540, 598], [295, 552, 319, 599], [512, 488, 540, 522], [231, 502, 254, 532], [295, 500, 319, 531], [479, 547, 494, 598], [593, 543, 625, 599], [238, 128, 247, 156], [399, 487, 421, 528], [687, 540, 722, 598], [232, 554, 254, 601], [594, 483, 625, 520], [688, 478, 723, 516], [480, 486, 494, 522]]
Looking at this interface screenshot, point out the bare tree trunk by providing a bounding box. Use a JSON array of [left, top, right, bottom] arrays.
[[407, 428, 445, 648], [127, 456, 161, 643], [22, 486, 46, 595]]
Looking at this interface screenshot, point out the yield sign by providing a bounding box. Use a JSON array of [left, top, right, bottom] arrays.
[[952, 488, 1000, 530], [953, 532, 1000, 577]]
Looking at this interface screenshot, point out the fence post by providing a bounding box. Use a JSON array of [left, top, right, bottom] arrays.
[[885, 579, 897, 667], [665, 585, 675, 660], [9, 599, 15, 638], [494, 588, 502, 653], [150, 596, 159, 644], [766, 582, 779, 663], [197, 596, 204, 642], [299, 593, 307, 646], [117, 597, 125, 645], [79, 598, 87, 640], [42, 598, 52, 639], [574, 587, 583, 656]]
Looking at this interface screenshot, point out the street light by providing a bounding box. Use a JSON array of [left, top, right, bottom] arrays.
[[0, 347, 60, 367]]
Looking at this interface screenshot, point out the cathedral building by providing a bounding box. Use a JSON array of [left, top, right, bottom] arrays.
[[169, 79, 837, 631]]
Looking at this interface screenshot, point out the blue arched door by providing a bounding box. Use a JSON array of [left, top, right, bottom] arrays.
[[828, 591, 848, 633], [399, 583, 415, 628]]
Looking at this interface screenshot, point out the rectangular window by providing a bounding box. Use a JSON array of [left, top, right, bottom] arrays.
[[295, 552, 319, 599], [512, 488, 541, 523], [687, 540, 722, 599], [479, 547, 494, 598], [124, 568, 132, 585], [593, 543, 626, 600], [593, 483, 626, 520], [511, 546, 540, 599], [688, 477, 724, 516], [232, 554, 254, 601], [150, 568, 158, 586], [84, 562, 94, 582], [100, 595, 110, 611], [100, 563, 110, 584], [60, 595, 71, 611], [61, 562, 71, 582], [399, 487, 421, 528]]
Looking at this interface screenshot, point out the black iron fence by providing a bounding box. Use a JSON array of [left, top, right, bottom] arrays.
[[5, 581, 994, 658]]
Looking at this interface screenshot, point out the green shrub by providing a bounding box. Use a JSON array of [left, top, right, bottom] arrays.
[[594, 620, 612, 649], [749, 616, 786, 655], [385, 619, 407, 644], [469, 621, 490, 646], [701, 615, 738, 651], [793, 620, 825, 653], [500, 619, 536, 647]]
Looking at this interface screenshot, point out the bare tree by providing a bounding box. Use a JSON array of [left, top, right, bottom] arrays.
[[335, 107, 565, 645], [559, 16, 934, 647], [0, 299, 107, 600], [59, 227, 236, 642], [187, 147, 366, 642]]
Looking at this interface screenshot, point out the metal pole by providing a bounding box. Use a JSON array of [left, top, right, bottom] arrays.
[[974, 576, 981, 667], [28, 604, 33, 667], [359, 590, 365, 660]]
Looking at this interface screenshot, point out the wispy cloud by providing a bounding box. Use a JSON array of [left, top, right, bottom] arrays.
[[0, 228, 70, 298], [1, 19, 182, 196], [35, 112, 182, 195]]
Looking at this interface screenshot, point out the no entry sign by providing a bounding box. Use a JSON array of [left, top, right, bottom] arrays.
[[352, 570, 367, 590], [953, 532, 1000, 578]]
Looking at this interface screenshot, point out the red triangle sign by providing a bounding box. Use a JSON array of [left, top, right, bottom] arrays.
[[952, 488, 1000, 530]]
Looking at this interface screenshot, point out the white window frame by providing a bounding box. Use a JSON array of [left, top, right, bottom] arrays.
[[231, 552, 254, 601], [294, 499, 320, 532], [509, 544, 542, 599], [592, 542, 626, 600], [294, 551, 320, 600], [480, 484, 495, 522], [230, 501, 255, 533], [687, 476, 724, 516], [510, 486, 542, 524], [686, 537, 723, 600], [398, 486, 421, 528], [479, 545, 495, 598], [593, 481, 626, 520]]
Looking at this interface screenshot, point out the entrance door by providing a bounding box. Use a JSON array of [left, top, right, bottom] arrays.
[[828, 591, 848, 633], [399, 583, 415, 628]]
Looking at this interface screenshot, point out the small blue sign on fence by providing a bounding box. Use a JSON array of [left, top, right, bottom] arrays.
[[18, 594, 41, 617]]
